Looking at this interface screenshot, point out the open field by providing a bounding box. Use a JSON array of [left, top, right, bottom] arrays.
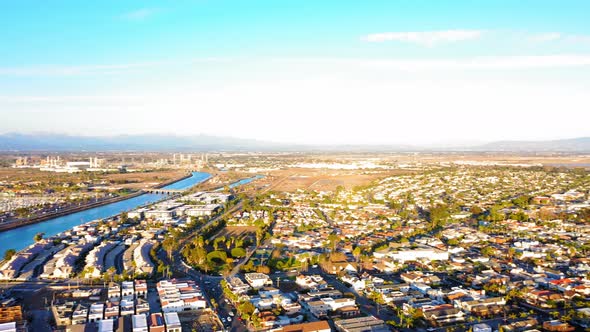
[[0, 168, 191, 190], [103, 170, 189, 189], [264, 168, 412, 192]]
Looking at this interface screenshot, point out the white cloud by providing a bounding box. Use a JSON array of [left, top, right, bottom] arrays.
[[0, 63, 159, 76], [529, 32, 561, 42], [282, 55, 590, 71], [119, 8, 159, 21], [565, 35, 590, 44], [0, 58, 228, 77], [362, 30, 483, 46]]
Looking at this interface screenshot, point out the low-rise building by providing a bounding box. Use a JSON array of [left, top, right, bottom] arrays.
[[245, 273, 272, 289]]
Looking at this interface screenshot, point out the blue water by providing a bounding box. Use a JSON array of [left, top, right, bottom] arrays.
[[0, 172, 211, 254], [216, 175, 265, 191]]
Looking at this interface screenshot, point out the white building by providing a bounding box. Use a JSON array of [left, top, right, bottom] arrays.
[[473, 323, 492, 332], [245, 273, 273, 289], [132, 314, 149, 332], [164, 312, 182, 332]]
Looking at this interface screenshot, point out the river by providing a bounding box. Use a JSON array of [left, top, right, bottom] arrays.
[[216, 174, 265, 191], [0, 171, 211, 255]]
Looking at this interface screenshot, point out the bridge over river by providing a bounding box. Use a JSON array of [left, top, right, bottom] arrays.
[[140, 188, 185, 195]]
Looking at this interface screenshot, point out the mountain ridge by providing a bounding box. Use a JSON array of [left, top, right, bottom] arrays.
[[0, 133, 588, 152]]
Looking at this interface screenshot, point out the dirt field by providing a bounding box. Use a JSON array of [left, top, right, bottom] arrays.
[[265, 168, 410, 192], [104, 170, 188, 189], [0, 168, 191, 190]]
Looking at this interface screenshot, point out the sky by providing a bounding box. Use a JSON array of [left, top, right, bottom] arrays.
[[1, 0, 589, 146]]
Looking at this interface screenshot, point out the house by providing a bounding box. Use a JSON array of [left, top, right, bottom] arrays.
[[296, 275, 326, 289], [121, 281, 135, 300], [148, 313, 166, 332], [164, 312, 181, 332], [228, 277, 251, 294], [132, 314, 148, 332], [276, 321, 331, 332], [321, 260, 357, 275], [281, 301, 302, 315], [104, 302, 119, 320], [423, 308, 465, 326], [72, 304, 89, 325], [88, 303, 104, 322], [334, 316, 389, 332], [157, 279, 207, 312], [245, 273, 272, 289], [335, 306, 361, 318], [98, 319, 116, 332], [472, 323, 492, 332], [305, 301, 331, 319], [135, 298, 150, 315], [457, 297, 506, 313], [0, 323, 16, 332], [322, 297, 356, 311], [134, 280, 148, 298], [108, 284, 121, 301], [120, 299, 135, 316], [542, 320, 575, 332]]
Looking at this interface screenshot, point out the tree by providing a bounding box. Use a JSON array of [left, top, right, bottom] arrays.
[[238, 300, 255, 317], [162, 237, 178, 260], [487, 205, 505, 222], [3, 249, 16, 261], [352, 246, 362, 261], [33, 232, 44, 242], [256, 265, 270, 274], [327, 233, 340, 252], [231, 247, 247, 258], [428, 204, 450, 228], [481, 246, 496, 257], [512, 195, 531, 209]]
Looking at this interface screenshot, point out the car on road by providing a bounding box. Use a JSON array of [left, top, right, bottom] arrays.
[[229, 311, 234, 317]]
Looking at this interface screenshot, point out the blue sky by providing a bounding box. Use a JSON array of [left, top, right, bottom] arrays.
[[1, 0, 589, 145]]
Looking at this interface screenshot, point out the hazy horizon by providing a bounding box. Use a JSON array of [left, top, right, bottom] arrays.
[[1, 1, 589, 145]]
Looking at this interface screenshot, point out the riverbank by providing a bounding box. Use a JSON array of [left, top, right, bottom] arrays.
[[153, 172, 192, 188], [0, 192, 144, 232], [0, 172, 194, 232], [0, 172, 212, 255]]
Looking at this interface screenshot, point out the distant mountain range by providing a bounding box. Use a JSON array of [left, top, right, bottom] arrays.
[[471, 137, 590, 152], [0, 133, 588, 152]]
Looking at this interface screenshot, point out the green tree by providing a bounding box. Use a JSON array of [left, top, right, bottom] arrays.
[[3, 249, 16, 261], [352, 246, 362, 261], [327, 233, 340, 252], [33, 232, 44, 242], [428, 204, 450, 228], [162, 237, 178, 260], [231, 247, 247, 258]]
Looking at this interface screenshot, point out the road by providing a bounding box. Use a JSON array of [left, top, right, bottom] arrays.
[[156, 174, 293, 331]]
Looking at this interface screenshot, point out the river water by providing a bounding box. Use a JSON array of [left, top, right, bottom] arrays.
[[0, 171, 211, 254]]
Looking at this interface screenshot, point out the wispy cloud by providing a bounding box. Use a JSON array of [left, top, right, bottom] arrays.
[[0, 58, 230, 77], [529, 32, 590, 44], [362, 30, 483, 46], [0, 63, 158, 76], [529, 32, 562, 42], [119, 8, 159, 21], [285, 55, 590, 71], [565, 34, 590, 44]]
